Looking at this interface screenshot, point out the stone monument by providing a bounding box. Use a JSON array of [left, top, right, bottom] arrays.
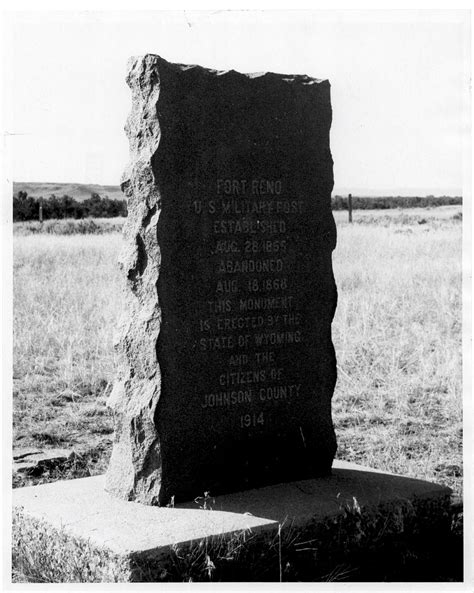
[[105, 55, 338, 506], [12, 56, 454, 582]]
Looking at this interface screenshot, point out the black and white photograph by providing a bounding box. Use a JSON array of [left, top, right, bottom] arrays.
[[2, 6, 471, 586]]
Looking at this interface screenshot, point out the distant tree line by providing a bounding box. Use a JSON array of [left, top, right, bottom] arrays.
[[13, 191, 127, 222], [332, 195, 462, 210], [13, 191, 463, 222]]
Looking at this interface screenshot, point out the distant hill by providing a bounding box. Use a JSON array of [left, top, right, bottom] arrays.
[[13, 182, 123, 202]]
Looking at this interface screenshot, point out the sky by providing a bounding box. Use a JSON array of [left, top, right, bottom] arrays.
[[2, 10, 470, 196]]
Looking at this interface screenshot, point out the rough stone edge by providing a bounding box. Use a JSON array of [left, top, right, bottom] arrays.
[[105, 55, 163, 504], [139, 53, 328, 85]]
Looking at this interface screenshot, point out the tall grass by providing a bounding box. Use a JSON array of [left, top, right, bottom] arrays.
[[332, 215, 462, 495], [13, 233, 123, 458], [14, 217, 125, 236], [12, 209, 462, 497]]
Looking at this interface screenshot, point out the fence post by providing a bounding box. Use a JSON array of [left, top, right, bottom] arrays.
[[39, 200, 43, 224], [348, 193, 353, 223]]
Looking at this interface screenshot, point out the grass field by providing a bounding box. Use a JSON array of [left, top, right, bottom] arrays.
[[12, 206, 463, 498], [13, 232, 122, 480], [14, 217, 125, 236], [332, 207, 462, 495]]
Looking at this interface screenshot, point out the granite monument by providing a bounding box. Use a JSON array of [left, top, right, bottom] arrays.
[[105, 54, 338, 505]]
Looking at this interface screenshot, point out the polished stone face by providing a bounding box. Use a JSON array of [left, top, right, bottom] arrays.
[[106, 55, 338, 505]]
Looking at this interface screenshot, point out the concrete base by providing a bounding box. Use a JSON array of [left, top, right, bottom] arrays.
[[12, 460, 453, 582]]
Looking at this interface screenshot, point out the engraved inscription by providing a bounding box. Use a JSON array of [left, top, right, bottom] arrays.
[[193, 178, 307, 430]]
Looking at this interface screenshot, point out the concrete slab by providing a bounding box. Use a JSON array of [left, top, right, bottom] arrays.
[[12, 460, 453, 582]]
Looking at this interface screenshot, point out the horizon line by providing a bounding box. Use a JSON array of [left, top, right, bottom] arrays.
[[11, 180, 463, 198]]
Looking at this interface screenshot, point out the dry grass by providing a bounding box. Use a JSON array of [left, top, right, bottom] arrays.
[[332, 208, 462, 496], [14, 217, 125, 236], [13, 232, 123, 475], [12, 208, 463, 498]]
